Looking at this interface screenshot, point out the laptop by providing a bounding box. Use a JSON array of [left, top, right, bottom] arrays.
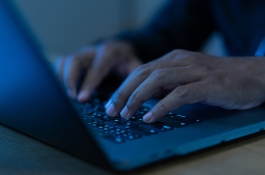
[[1, 0, 265, 172]]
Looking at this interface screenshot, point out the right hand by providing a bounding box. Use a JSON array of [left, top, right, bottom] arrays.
[[55, 40, 142, 103]]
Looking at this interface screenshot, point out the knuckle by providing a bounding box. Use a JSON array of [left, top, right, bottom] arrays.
[[130, 92, 139, 102], [150, 69, 168, 81], [150, 69, 163, 80], [157, 100, 169, 113], [113, 90, 126, 102], [185, 55, 198, 63], [173, 86, 189, 97], [160, 49, 187, 61], [127, 92, 143, 108], [133, 64, 152, 77], [170, 49, 186, 56]]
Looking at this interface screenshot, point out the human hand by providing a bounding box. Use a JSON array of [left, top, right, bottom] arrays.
[[105, 49, 265, 123], [55, 40, 142, 103]]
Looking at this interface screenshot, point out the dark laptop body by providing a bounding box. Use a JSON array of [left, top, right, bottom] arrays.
[[1, 0, 265, 172]]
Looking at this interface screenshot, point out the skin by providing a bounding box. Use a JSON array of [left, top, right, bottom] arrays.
[[55, 40, 142, 103], [105, 49, 265, 123]]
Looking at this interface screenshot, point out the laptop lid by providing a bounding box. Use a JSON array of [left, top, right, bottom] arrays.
[[0, 0, 113, 170]]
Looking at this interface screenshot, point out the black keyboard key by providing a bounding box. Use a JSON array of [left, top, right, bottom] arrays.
[[143, 123, 174, 132], [158, 117, 188, 128], [84, 111, 98, 118], [140, 106, 150, 112], [167, 114, 187, 120], [92, 98, 102, 104], [106, 128, 142, 140], [136, 111, 147, 115], [130, 116, 144, 124], [193, 119, 203, 123], [104, 118, 128, 126], [107, 136, 126, 143], [116, 121, 140, 129], [167, 114, 203, 124], [180, 118, 199, 124], [120, 131, 143, 140], [84, 102, 93, 109], [93, 105, 105, 112], [82, 117, 95, 123], [93, 114, 116, 122], [106, 128, 128, 136], [87, 120, 104, 128], [94, 124, 116, 132], [131, 126, 159, 135]]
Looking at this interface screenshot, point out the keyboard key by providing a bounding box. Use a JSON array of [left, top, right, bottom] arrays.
[[106, 128, 128, 136], [143, 123, 174, 132], [167, 114, 203, 124], [158, 117, 188, 128], [106, 129, 142, 140], [180, 118, 200, 124], [107, 136, 126, 143], [136, 111, 147, 115], [168, 112, 174, 115], [94, 124, 116, 132], [104, 118, 127, 126], [140, 106, 150, 112], [120, 131, 143, 140], [93, 114, 116, 122], [194, 119, 203, 123], [84, 111, 98, 118], [87, 120, 104, 128], [130, 116, 144, 124], [131, 126, 159, 135], [167, 114, 187, 120], [82, 117, 95, 123], [116, 121, 140, 129]]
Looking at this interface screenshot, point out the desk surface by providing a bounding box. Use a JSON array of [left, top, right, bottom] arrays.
[[1, 124, 265, 175]]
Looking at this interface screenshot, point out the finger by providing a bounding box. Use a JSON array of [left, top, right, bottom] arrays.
[[105, 51, 195, 117], [105, 62, 159, 116], [54, 56, 67, 81], [77, 45, 117, 103], [143, 80, 209, 123], [119, 67, 203, 119], [63, 50, 95, 99]]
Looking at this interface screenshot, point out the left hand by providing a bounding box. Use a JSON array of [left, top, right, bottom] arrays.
[[105, 49, 265, 123]]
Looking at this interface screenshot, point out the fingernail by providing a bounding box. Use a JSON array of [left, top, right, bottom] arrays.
[[106, 103, 116, 116], [67, 89, 76, 99], [77, 90, 89, 102], [104, 100, 111, 109], [120, 106, 129, 119], [143, 112, 152, 123]]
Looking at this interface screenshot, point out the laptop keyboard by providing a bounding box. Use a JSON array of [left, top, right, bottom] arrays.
[[74, 96, 203, 143]]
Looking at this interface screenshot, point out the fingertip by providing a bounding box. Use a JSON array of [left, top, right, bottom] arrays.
[[143, 111, 153, 123], [77, 90, 90, 103], [104, 100, 111, 109], [120, 106, 129, 119], [106, 103, 116, 117]]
